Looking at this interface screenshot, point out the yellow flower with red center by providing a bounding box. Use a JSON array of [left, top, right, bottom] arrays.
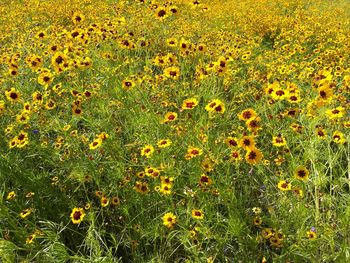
[[163, 112, 178, 123], [238, 108, 257, 121], [141, 144, 155, 158], [205, 99, 225, 114], [162, 212, 177, 228], [191, 209, 204, 219], [101, 196, 109, 207], [182, 98, 199, 110], [294, 166, 309, 181], [70, 207, 86, 224], [277, 180, 292, 191], [185, 146, 203, 160], [157, 139, 172, 148], [245, 147, 263, 165], [272, 135, 287, 147]]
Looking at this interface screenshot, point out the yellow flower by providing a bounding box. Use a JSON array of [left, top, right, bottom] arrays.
[[157, 139, 172, 148], [205, 99, 225, 114], [20, 208, 32, 219], [294, 166, 309, 181], [238, 108, 257, 121], [163, 66, 180, 80], [162, 212, 177, 228], [272, 135, 287, 147], [163, 112, 178, 123], [185, 146, 203, 160], [306, 230, 317, 240], [277, 180, 292, 191], [5, 87, 21, 103], [182, 98, 199, 110], [239, 135, 256, 150], [101, 196, 109, 207], [26, 234, 37, 244], [6, 191, 16, 201], [245, 147, 263, 165], [191, 209, 204, 219], [326, 106, 345, 120], [141, 144, 155, 158], [332, 131, 346, 144], [70, 207, 86, 224], [89, 138, 103, 150]]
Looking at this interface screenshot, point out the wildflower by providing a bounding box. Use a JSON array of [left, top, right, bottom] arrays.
[[315, 126, 327, 139], [239, 135, 256, 150], [277, 180, 292, 191], [157, 139, 172, 148], [5, 88, 21, 103], [38, 71, 54, 87], [101, 196, 109, 207], [272, 134, 287, 147], [141, 144, 154, 158], [199, 174, 212, 187], [252, 207, 262, 214], [155, 7, 168, 20], [159, 184, 172, 195], [332, 131, 346, 144], [230, 150, 242, 162], [89, 138, 103, 150], [6, 191, 16, 201], [253, 217, 262, 226], [72, 12, 85, 24], [163, 66, 180, 80], [20, 208, 32, 219], [134, 181, 149, 194], [294, 166, 309, 181], [182, 98, 198, 110], [292, 187, 304, 198], [271, 88, 288, 101], [225, 137, 239, 148], [306, 230, 317, 240], [246, 117, 262, 133], [245, 148, 263, 165], [326, 106, 345, 120], [162, 212, 177, 228], [238, 108, 257, 121], [205, 99, 225, 114], [166, 38, 178, 47], [191, 209, 204, 219], [122, 79, 136, 90], [26, 233, 37, 244], [185, 146, 203, 159], [70, 207, 86, 224], [163, 112, 178, 123]]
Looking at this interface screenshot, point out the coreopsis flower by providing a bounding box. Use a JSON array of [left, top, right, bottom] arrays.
[[191, 209, 204, 220], [162, 112, 178, 123], [70, 207, 86, 224], [6, 191, 16, 201], [157, 139, 172, 148], [185, 146, 203, 160], [277, 180, 292, 191], [272, 134, 287, 147], [245, 147, 263, 165], [238, 108, 257, 121], [141, 144, 155, 158], [239, 135, 256, 150], [294, 166, 309, 181], [182, 98, 198, 110], [205, 99, 225, 114], [89, 138, 103, 150], [162, 212, 177, 228]]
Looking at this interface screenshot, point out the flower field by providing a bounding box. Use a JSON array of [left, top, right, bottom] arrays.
[[0, 0, 349, 262]]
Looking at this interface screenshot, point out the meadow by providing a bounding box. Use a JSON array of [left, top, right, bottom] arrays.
[[0, 0, 349, 262]]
